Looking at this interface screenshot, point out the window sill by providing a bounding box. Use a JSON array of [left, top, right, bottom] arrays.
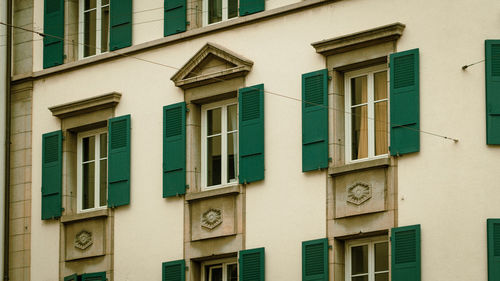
[[61, 208, 109, 223], [186, 185, 241, 202], [329, 157, 390, 176]]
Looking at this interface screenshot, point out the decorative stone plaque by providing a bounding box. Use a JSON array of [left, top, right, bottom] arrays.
[[347, 182, 372, 205], [74, 230, 93, 250], [201, 209, 223, 230]]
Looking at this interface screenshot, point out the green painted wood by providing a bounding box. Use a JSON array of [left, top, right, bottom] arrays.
[[302, 238, 328, 281], [485, 40, 500, 144], [163, 102, 186, 197], [487, 219, 500, 281], [239, 0, 264, 16], [391, 224, 421, 281], [239, 84, 264, 184], [164, 0, 186, 36], [81, 271, 106, 281], [41, 130, 62, 220], [162, 259, 185, 281], [239, 247, 265, 281], [302, 69, 329, 172], [108, 115, 131, 207], [43, 0, 64, 68], [110, 0, 132, 50], [64, 273, 79, 281], [389, 48, 420, 156]]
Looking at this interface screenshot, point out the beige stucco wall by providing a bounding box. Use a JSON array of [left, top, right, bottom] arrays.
[[26, 0, 500, 280]]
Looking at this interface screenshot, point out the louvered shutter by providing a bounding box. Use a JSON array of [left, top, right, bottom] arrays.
[[81, 271, 106, 281], [488, 219, 500, 281], [485, 40, 500, 144], [108, 115, 131, 207], [164, 0, 186, 36], [64, 274, 78, 281], [162, 260, 185, 281], [239, 0, 264, 16], [239, 248, 265, 281], [43, 0, 64, 68], [391, 224, 421, 281], [163, 102, 186, 197], [109, 0, 132, 50], [239, 84, 264, 184], [302, 238, 328, 281], [389, 48, 420, 156], [41, 131, 63, 220], [302, 69, 329, 172]]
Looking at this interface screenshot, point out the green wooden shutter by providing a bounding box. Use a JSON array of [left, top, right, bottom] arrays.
[[302, 238, 328, 281], [389, 48, 420, 156], [239, 0, 264, 16], [109, 0, 132, 50], [302, 69, 329, 172], [162, 259, 185, 281], [108, 115, 131, 207], [164, 0, 186, 36], [81, 271, 106, 281], [485, 40, 500, 144], [488, 219, 500, 281], [391, 224, 421, 281], [43, 0, 64, 68], [41, 130, 62, 220], [64, 274, 78, 281], [239, 84, 264, 184], [163, 102, 186, 197], [239, 247, 265, 281]]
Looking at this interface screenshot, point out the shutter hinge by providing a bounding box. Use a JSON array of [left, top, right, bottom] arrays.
[[186, 184, 190, 189], [328, 76, 332, 80], [186, 21, 190, 26], [328, 245, 332, 249]]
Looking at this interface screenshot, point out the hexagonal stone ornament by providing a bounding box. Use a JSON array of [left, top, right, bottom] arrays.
[[74, 230, 93, 250], [347, 182, 372, 205], [201, 208, 223, 230]]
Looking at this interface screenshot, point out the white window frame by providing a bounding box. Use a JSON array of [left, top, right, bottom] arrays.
[[78, 0, 110, 59], [201, 258, 238, 281], [344, 65, 389, 163], [345, 236, 389, 281], [201, 99, 238, 191], [202, 0, 238, 26], [76, 128, 108, 213]]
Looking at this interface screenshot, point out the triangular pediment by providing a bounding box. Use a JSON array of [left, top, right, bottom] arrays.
[[171, 42, 253, 89]]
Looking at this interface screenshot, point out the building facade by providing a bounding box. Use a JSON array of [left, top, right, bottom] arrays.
[[4, 0, 500, 280]]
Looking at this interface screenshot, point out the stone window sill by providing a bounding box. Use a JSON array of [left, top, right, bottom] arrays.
[[61, 209, 109, 223], [186, 185, 241, 202], [329, 157, 391, 176]]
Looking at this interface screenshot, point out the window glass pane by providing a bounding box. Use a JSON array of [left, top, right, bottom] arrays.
[[208, 0, 222, 24], [100, 159, 107, 207], [352, 276, 368, 281], [83, 162, 95, 209], [374, 71, 388, 101], [101, 6, 110, 52], [351, 106, 368, 160], [227, 104, 237, 131], [227, 264, 237, 281], [84, 10, 97, 57], [207, 136, 221, 186], [374, 242, 389, 272], [228, 0, 238, 19], [374, 101, 388, 156], [100, 133, 107, 158], [85, 0, 96, 10], [351, 76, 367, 106], [227, 132, 237, 183], [351, 245, 368, 275], [83, 136, 95, 162], [210, 267, 223, 281], [207, 108, 221, 135], [375, 272, 389, 281], [102, 0, 109, 5]]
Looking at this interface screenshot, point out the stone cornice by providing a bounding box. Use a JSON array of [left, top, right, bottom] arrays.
[[49, 92, 121, 119]]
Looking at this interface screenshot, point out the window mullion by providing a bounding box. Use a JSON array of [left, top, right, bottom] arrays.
[[221, 105, 228, 185], [78, 0, 84, 59], [94, 134, 101, 208], [345, 77, 352, 162], [368, 242, 374, 281], [202, 109, 207, 188], [77, 136, 83, 212], [367, 73, 375, 158], [96, 0, 102, 55], [222, 0, 228, 20]]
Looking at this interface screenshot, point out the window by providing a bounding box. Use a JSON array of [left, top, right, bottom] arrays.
[[77, 128, 108, 212], [79, 0, 110, 58], [203, 0, 238, 25], [345, 237, 389, 281], [202, 258, 238, 281], [201, 99, 238, 190], [345, 65, 389, 162]]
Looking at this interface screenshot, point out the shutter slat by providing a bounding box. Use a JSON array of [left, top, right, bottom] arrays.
[[302, 69, 329, 172], [164, 0, 186, 36], [391, 224, 421, 281], [239, 0, 264, 16], [64, 274, 78, 281], [163, 102, 186, 197], [389, 48, 420, 156], [162, 260, 185, 281], [108, 115, 131, 207], [485, 40, 500, 144], [302, 238, 328, 281], [488, 219, 500, 281], [239, 248, 265, 281], [109, 0, 132, 50], [43, 0, 64, 68], [81, 271, 106, 281], [239, 84, 264, 184], [42, 130, 62, 220]]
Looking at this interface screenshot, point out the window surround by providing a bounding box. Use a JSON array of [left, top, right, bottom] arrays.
[[345, 236, 389, 281], [78, 0, 110, 59], [201, 257, 238, 281]]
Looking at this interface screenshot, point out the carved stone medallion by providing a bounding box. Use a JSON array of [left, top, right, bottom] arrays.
[[347, 182, 372, 205], [74, 230, 93, 250], [201, 208, 223, 230]]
